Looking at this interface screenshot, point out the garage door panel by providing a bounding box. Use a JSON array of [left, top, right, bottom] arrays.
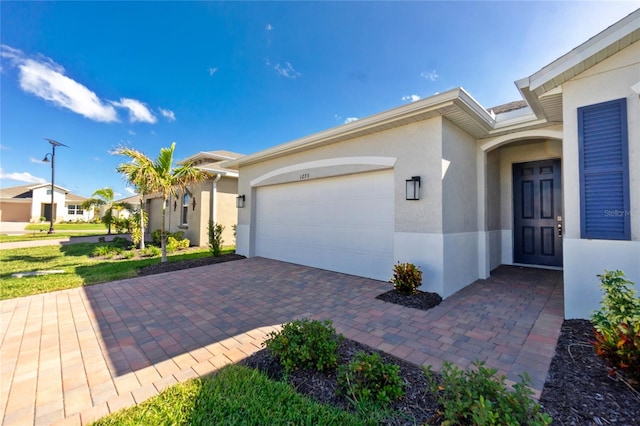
[[255, 171, 394, 280]]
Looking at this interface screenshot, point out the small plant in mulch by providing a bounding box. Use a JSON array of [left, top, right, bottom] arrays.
[[591, 269, 640, 385], [425, 360, 552, 425], [263, 319, 343, 373], [337, 351, 404, 407], [391, 262, 422, 295], [376, 262, 442, 311]]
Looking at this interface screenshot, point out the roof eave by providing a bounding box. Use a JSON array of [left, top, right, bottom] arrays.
[[224, 88, 495, 169]]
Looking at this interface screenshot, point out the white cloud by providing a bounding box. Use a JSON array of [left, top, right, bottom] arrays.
[[266, 24, 274, 31], [0, 144, 10, 151], [208, 67, 218, 76], [420, 70, 439, 81], [1, 45, 119, 122], [274, 62, 301, 79], [344, 117, 358, 124], [30, 157, 45, 163], [112, 98, 157, 123], [128, 129, 136, 135], [402, 94, 421, 102], [159, 107, 176, 121], [0, 168, 46, 184], [125, 187, 136, 195]]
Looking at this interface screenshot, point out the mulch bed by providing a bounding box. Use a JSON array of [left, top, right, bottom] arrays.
[[137, 253, 245, 276], [539, 319, 640, 425], [137, 257, 639, 424], [376, 289, 442, 311]]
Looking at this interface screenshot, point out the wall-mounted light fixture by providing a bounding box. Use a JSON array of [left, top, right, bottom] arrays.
[[236, 194, 245, 208], [406, 176, 421, 200]]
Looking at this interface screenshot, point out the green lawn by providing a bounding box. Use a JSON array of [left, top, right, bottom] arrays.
[[0, 231, 106, 243], [25, 222, 107, 231], [91, 364, 380, 426], [0, 243, 232, 300]]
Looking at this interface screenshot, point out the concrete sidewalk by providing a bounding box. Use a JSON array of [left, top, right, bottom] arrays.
[[0, 258, 563, 425], [0, 234, 130, 250]]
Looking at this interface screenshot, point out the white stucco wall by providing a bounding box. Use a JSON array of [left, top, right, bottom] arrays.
[[562, 43, 640, 318], [30, 186, 66, 222]]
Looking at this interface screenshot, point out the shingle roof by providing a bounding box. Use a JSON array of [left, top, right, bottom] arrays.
[[487, 100, 528, 114], [0, 183, 85, 202]]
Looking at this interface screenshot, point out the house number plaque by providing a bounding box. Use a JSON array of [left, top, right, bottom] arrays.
[[299, 173, 310, 180]]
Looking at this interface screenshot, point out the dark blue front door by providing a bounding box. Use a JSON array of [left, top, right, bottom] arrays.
[[513, 159, 563, 267]]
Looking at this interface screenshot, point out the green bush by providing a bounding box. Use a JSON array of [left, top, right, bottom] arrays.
[[424, 360, 551, 426], [338, 351, 404, 406], [166, 236, 190, 253], [263, 319, 342, 374], [129, 209, 147, 246], [91, 245, 112, 257], [390, 262, 422, 295], [141, 245, 162, 258], [110, 236, 131, 249], [112, 217, 131, 234], [208, 220, 224, 256], [591, 270, 640, 383], [151, 229, 162, 245], [122, 250, 135, 259]]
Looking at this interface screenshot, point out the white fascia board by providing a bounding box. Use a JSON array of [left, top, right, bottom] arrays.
[[224, 87, 495, 169], [515, 79, 547, 120], [527, 9, 640, 92], [178, 151, 238, 165], [28, 183, 70, 193], [197, 166, 239, 178]]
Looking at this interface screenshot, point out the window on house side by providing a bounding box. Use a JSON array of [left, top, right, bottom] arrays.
[[578, 98, 630, 240], [181, 193, 189, 225]]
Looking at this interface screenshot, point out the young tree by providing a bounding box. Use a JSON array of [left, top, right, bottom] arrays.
[[82, 187, 131, 235], [114, 142, 207, 261]]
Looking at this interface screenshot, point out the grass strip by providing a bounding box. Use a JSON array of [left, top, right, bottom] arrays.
[[92, 364, 375, 426], [0, 243, 227, 300]]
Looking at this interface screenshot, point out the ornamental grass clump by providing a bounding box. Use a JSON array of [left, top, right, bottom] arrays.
[[263, 319, 341, 374], [591, 270, 640, 384], [390, 262, 422, 295]]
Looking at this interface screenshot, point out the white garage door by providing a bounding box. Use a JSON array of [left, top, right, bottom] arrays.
[[255, 170, 394, 281]]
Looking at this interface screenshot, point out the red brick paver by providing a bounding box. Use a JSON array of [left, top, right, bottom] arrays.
[[1, 258, 563, 424]]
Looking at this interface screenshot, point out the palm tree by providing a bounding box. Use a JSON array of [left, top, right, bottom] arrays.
[[82, 187, 131, 235], [114, 142, 207, 261], [113, 150, 155, 249]]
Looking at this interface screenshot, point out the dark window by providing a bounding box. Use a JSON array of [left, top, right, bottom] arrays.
[[578, 98, 630, 240], [181, 193, 189, 225]]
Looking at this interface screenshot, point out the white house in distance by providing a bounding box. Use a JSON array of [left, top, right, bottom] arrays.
[[0, 183, 93, 223], [224, 10, 640, 319]]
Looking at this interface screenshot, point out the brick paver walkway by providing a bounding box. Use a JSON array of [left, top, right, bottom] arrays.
[[0, 257, 563, 425]]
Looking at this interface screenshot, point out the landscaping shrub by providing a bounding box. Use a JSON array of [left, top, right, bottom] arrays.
[[208, 220, 224, 256], [129, 209, 147, 246], [263, 319, 342, 374], [141, 245, 162, 258], [91, 245, 112, 257], [122, 250, 135, 259], [424, 360, 551, 426], [151, 229, 162, 245], [338, 351, 404, 406], [390, 262, 422, 295], [110, 236, 131, 249], [591, 270, 640, 383], [166, 236, 190, 253]]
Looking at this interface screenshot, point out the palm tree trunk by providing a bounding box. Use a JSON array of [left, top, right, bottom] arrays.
[[139, 195, 145, 249], [161, 198, 167, 262]]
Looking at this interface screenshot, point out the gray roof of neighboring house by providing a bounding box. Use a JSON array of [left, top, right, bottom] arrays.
[[0, 183, 86, 202], [115, 195, 141, 205], [487, 100, 528, 114], [178, 149, 243, 176]]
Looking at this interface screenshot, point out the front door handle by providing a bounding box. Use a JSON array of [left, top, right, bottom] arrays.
[[558, 223, 563, 238]]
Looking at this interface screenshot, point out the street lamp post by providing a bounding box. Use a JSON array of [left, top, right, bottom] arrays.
[[42, 139, 69, 234]]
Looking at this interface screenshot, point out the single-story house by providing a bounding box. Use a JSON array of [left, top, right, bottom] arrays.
[[145, 150, 242, 247], [98, 194, 142, 220], [0, 183, 93, 223], [224, 10, 640, 319]]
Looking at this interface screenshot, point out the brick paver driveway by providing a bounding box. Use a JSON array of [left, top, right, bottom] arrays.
[[1, 257, 563, 425]]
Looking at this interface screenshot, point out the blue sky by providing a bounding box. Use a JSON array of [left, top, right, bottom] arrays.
[[1, 1, 638, 198]]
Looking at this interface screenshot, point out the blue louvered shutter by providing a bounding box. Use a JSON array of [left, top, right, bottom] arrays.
[[578, 98, 630, 240]]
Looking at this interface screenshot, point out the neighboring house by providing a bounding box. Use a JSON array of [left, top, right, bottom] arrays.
[[146, 150, 242, 247], [0, 183, 93, 223], [224, 10, 640, 320], [98, 195, 142, 220]]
